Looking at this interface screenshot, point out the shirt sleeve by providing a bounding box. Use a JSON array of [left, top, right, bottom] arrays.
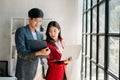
[[15, 28, 36, 61]]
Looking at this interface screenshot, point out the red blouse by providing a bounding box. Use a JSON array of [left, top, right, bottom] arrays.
[[46, 40, 67, 80]]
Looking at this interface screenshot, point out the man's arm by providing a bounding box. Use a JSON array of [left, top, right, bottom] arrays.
[[15, 27, 36, 60]]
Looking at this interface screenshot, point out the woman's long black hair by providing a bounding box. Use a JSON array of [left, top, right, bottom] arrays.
[[46, 21, 63, 45]]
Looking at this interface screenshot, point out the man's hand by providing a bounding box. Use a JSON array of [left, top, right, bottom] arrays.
[[35, 47, 50, 56]]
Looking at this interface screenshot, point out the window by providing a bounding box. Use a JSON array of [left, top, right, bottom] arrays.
[[81, 0, 120, 80]]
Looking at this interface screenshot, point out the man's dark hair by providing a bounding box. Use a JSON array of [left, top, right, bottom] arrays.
[[28, 8, 44, 18]]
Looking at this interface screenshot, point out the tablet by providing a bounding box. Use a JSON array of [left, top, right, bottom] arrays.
[[27, 40, 47, 51]]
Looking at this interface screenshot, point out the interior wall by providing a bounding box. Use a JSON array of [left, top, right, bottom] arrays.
[[0, 0, 82, 60], [0, 0, 82, 79]]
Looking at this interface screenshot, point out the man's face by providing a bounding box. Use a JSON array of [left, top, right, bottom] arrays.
[[29, 17, 43, 29]]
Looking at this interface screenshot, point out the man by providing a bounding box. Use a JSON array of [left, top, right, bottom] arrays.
[[15, 8, 50, 80]]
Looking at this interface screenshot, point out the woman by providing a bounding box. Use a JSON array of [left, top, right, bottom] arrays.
[[45, 21, 72, 80]]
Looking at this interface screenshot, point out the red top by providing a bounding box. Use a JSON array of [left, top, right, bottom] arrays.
[[46, 40, 67, 80]]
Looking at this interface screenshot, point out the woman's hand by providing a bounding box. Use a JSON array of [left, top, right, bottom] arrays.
[[64, 57, 73, 64]]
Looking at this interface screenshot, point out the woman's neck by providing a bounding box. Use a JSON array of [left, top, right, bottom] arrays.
[[54, 38, 59, 42]]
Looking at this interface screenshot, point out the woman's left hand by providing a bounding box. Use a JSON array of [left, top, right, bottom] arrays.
[[64, 57, 73, 64]]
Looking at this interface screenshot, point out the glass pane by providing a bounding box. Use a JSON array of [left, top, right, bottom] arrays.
[[99, 36, 104, 65], [83, 56, 86, 76], [87, 0, 91, 9], [99, 3, 105, 33], [92, 36, 96, 60], [86, 59, 90, 80], [83, 0, 86, 12], [92, 0, 97, 6], [99, 0, 103, 2], [108, 75, 116, 80], [83, 35, 86, 55], [83, 14, 86, 33], [108, 37, 119, 77], [92, 7, 97, 33], [91, 63, 96, 80], [98, 68, 104, 80], [87, 35, 90, 57], [87, 11, 91, 33], [109, 0, 120, 33], [81, 55, 86, 80]]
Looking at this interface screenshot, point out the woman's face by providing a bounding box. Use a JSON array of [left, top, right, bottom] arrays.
[[29, 17, 42, 30], [49, 26, 60, 41]]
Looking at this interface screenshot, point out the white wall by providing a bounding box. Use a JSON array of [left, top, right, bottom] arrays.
[[0, 0, 82, 59], [0, 0, 83, 79]]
